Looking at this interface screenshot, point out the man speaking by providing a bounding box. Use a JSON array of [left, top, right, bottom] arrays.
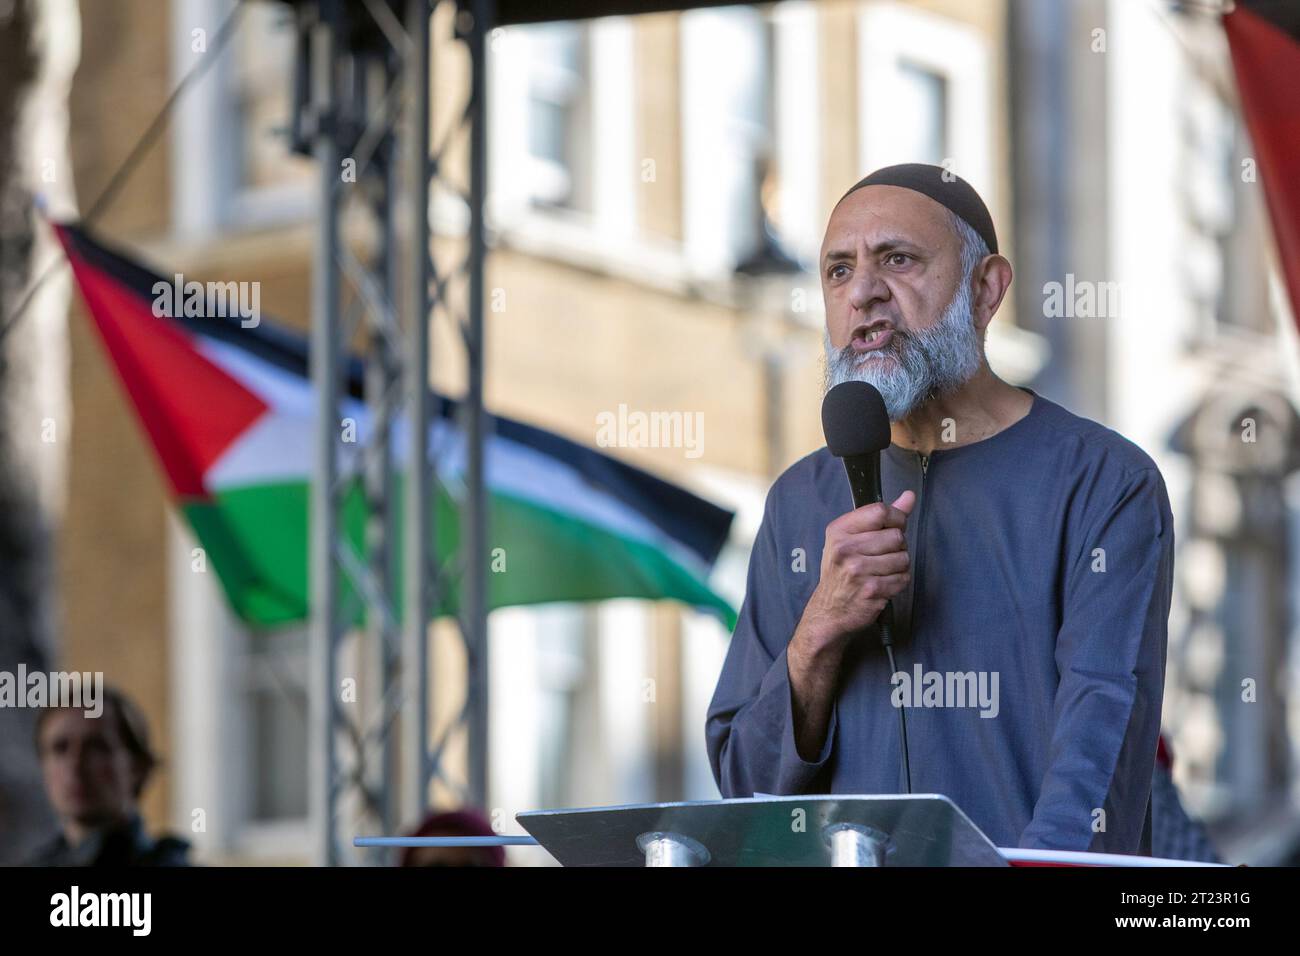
[[705, 163, 1173, 854]]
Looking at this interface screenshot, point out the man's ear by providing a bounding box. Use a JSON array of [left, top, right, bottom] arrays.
[[971, 254, 1013, 330]]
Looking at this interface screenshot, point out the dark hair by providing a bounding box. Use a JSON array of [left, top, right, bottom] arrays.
[[399, 808, 506, 867], [34, 685, 160, 799]]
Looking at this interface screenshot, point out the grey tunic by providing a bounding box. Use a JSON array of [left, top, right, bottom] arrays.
[[706, 389, 1173, 853]]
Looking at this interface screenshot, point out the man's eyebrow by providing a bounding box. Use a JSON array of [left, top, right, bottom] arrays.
[[821, 235, 925, 265]]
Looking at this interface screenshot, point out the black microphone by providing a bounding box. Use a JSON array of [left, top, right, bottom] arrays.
[[821, 380, 913, 793], [821, 380, 892, 510], [821, 381, 896, 645]]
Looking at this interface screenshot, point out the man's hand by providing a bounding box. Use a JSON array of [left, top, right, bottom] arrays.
[[786, 490, 916, 762], [800, 490, 916, 653]]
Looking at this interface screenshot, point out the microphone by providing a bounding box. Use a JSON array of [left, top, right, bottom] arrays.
[[821, 380, 913, 793], [821, 380, 892, 510], [821, 381, 896, 646]]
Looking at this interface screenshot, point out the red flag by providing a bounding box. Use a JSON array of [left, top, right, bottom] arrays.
[[1224, 3, 1300, 325]]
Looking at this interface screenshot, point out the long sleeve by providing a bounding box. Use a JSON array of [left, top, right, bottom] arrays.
[[1019, 466, 1173, 852], [706, 486, 838, 797]]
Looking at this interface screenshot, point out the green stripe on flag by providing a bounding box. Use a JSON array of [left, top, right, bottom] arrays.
[[181, 480, 736, 631]]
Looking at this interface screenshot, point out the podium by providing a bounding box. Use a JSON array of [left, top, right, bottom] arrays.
[[517, 794, 1008, 867]]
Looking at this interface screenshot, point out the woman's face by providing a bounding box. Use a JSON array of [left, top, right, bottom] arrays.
[[38, 708, 138, 830]]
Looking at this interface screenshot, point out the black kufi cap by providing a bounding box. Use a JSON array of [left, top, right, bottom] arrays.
[[836, 163, 997, 255]]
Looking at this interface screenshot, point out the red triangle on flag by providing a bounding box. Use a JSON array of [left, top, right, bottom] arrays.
[[53, 223, 268, 500]]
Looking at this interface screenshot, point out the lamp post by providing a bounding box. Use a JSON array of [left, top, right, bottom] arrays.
[[732, 155, 811, 479]]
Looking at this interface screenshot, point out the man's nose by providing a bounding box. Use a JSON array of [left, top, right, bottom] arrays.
[[847, 253, 890, 315], [68, 741, 93, 772]]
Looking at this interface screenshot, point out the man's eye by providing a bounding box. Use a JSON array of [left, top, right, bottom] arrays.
[[886, 253, 911, 267], [828, 264, 848, 280]]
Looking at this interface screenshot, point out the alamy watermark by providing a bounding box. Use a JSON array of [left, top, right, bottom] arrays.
[[50, 886, 150, 936], [0, 666, 103, 718], [891, 664, 1000, 719], [595, 403, 704, 459], [1042, 274, 1122, 319], [152, 273, 261, 328]]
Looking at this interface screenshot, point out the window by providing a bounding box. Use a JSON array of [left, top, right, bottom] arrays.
[[857, 2, 992, 197], [893, 62, 949, 165], [170, 0, 313, 236], [680, 3, 822, 277], [241, 630, 309, 823], [678, 466, 768, 800], [168, 516, 310, 862], [525, 23, 592, 213], [489, 600, 652, 837], [680, 5, 771, 277], [533, 606, 589, 810], [490, 16, 636, 254], [1182, 64, 1269, 338]]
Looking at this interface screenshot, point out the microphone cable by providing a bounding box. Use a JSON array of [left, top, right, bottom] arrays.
[[878, 603, 913, 794]]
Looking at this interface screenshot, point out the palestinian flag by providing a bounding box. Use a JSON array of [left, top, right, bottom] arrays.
[[54, 222, 736, 630]]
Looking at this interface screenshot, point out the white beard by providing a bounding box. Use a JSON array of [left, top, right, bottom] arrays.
[[822, 279, 983, 421]]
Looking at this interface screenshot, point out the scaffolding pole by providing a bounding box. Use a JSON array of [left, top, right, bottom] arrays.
[[401, 0, 433, 829], [461, 0, 492, 817], [295, 0, 490, 862], [307, 0, 343, 867]]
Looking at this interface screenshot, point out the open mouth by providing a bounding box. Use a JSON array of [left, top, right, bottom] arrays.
[[851, 324, 894, 354]]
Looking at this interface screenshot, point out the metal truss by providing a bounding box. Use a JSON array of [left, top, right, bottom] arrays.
[[282, 0, 490, 865]]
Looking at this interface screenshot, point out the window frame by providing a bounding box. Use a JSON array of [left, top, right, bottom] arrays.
[[169, 0, 314, 238], [856, 2, 993, 197]]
